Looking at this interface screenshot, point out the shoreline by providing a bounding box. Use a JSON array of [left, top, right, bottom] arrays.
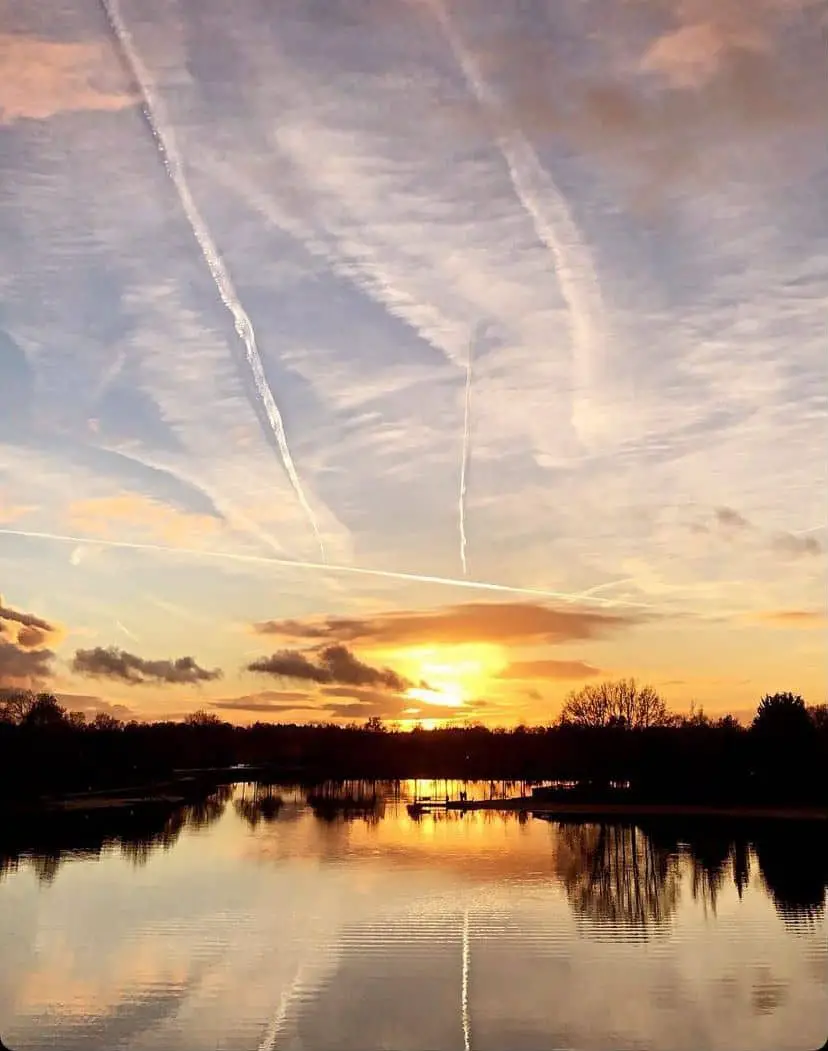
[[436, 797, 828, 821]]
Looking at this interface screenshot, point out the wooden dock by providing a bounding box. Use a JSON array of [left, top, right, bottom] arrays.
[[407, 796, 828, 821]]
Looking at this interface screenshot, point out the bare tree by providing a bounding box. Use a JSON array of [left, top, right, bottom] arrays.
[[559, 678, 669, 729], [0, 688, 36, 725]]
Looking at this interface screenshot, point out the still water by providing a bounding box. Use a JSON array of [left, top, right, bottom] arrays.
[[1, 782, 826, 1051]]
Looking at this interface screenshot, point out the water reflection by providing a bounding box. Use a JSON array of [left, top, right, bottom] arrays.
[[0, 783, 826, 1051], [551, 821, 680, 934], [0, 785, 232, 883]]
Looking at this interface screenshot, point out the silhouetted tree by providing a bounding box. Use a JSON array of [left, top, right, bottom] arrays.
[[92, 712, 122, 731], [560, 679, 669, 729], [752, 692, 812, 735], [184, 710, 225, 728], [0, 688, 36, 725], [22, 693, 67, 729], [808, 703, 828, 734]]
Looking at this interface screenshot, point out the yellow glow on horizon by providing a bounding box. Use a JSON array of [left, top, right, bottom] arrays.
[[406, 685, 464, 708], [387, 642, 507, 713]]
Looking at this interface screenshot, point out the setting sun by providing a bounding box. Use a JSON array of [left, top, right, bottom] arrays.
[[389, 643, 509, 718]]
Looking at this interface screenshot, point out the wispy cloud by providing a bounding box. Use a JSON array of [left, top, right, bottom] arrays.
[[752, 609, 827, 628], [497, 659, 602, 680], [68, 493, 222, 545], [430, 0, 611, 446], [769, 531, 823, 560], [97, 0, 326, 558], [211, 690, 318, 715], [0, 33, 136, 124], [72, 646, 222, 686]]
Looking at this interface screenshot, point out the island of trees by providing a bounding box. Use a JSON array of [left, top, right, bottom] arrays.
[[0, 679, 825, 811]]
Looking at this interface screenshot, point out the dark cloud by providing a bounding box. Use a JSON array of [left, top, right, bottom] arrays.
[[0, 639, 54, 687], [254, 601, 640, 648], [248, 644, 409, 691], [0, 596, 56, 634], [713, 507, 752, 534], [15, 624, 50, 649], [72, 646, 222, 686], [497, 659, 602, 681], [248, 650, 330, 683], [770, 531, 822, 560]]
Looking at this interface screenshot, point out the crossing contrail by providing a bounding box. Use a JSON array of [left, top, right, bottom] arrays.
[[461, 907, 472, 1051], [459, 331, 474, 576], [97, 0, 326, 560], [0, 526, 654, 607], [430, 0, 608, 447]]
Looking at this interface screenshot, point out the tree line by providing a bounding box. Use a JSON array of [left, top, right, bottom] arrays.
[[0, 680, 826, 805]]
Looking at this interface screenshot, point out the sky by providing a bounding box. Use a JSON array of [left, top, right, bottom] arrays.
[[0, 0, 826, 726]]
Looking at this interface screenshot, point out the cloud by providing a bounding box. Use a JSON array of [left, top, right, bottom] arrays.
[[769, 531, 822, 560], [713, 506, 752, 534], [752, 609, 827, 628], [320, 687, 467, 723], [56, 694, 136, 721], [248, 644, 409, 691], [0, 596, 54, 634], [0, 595, 61, 649], [0, 499, 36, 524], [497, 659, 602, 680], [67, 493, 223, 546], [434, 0, 826, 188], [253, 602, 641, 647], [210, 690, 320, 715], [0, 33, 137, 124], [0, 639, 54, 688], [15, 625, 51, 649], [72, 646, 222, 686]]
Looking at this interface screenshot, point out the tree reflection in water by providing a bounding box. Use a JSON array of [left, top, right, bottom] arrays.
[[0, 785, 233, 883], [753, 825, 828, 927], [553, 822, 681, 934], [234, 784, 285, 829], [548, 817, 828, 934]]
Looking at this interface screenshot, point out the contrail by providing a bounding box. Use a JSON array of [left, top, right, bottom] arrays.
[[459, 331, 474, 576], [115, 619, 139, 641], [430, 1, 607, 446], [461, 907, 471, 1051], [97, 0, 326, 560], [0, 527, 654, 607], [257, 963, 308, 1051]]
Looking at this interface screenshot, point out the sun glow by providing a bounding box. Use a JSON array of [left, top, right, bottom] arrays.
[[391, 643, 507, 717]]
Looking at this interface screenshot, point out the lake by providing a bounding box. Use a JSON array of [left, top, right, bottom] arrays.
[[1, 782, 826, 1050]]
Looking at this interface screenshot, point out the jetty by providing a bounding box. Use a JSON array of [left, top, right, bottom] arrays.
[[407, 795, 828, 822]]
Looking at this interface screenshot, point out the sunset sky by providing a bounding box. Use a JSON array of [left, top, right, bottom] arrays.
[[1, 0, 825, 726]]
